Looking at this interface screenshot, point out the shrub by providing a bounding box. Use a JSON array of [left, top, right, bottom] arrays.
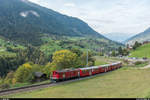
[[42, 62, 51, 78], [98, 52, 104, 56], [79, 52, 95, 67], [0, 78, 3, 86], [4, 71, 14, 84], [14, 62, 45, 83], [0, 83, 10, 89], [123, 59, 129, 64], [14, 62, 43, 83], [134, 61, 143, 65]]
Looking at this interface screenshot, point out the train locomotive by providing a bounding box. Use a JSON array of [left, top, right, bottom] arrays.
[[50, 61, 122, 82]]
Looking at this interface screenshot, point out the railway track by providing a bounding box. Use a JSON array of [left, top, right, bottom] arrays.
[[0, 67, 121, 97]]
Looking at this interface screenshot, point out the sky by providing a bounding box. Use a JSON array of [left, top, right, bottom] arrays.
[[28, 0, 150, 36]]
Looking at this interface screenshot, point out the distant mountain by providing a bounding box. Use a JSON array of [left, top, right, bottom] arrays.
[[104, 33, 134, 43], [125, 27, 150, 45], [0, 0, 108, 46]]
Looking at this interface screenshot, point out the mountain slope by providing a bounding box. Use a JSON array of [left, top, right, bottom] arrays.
[[0, 0, 107, 45], [125, 27, 150, 45]]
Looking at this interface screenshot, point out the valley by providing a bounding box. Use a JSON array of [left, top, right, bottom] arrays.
[[0, 0, 150, 99]]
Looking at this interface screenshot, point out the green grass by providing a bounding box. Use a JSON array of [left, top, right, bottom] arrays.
[[0, 80, 50, 91], [2, 67, 150, 98], [0, 79, 2, 86], [0, 51, 16, 57], [134, 62, 149, 68], [40, 36, 123, 57], [0, 37, 25, 57], [11, 80, 50, 88], [94, 56, 118, 66], [130, 43, 150, 58]]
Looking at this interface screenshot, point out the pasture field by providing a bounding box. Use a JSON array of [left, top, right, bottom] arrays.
[[130, 43, 150, 58], [2, 67, 150, 98], [94, 56, 118, 65]]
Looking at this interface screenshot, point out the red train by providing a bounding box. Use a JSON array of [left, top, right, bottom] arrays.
[[51, 62, 122, 82]]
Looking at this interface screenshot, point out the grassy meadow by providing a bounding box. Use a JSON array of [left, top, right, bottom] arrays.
[[2, 66, 150, 98], [94, 56, 118, 65], [130, 43, 150, 58]]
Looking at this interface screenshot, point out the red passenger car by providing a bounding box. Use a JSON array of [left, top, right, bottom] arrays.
[[51, 69, 80, 82], [79, 67, 92, 77], [91, 66, 99, 75], [101, 64, 109, 72], [98, 66, 105, 73]]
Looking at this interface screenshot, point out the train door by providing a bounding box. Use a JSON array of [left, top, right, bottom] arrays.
[[105, 67, 107, 72], [62, 72, 65, 79], [89, 69, 92, 76], [78, 71, 80, 77]]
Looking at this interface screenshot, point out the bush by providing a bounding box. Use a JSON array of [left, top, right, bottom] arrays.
[[79, 52, 95, 67], [98, 52, 104, 56], [0, 78, 3, 86], [123, 59, 129, 64], [14, 62, 43, 83], [134, 61, 143, 65], [42, 62, 51, 78], [4, 71, 14, 84], [0, 83, 10, 89]]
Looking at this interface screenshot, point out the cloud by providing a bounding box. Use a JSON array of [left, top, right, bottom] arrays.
[[64, 3, 76, 7], [28, 0, 150, 35], [20, 10, 40, 18]]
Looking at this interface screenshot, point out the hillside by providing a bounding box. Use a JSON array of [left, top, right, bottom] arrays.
[[0, 0, 108, 46], [125, 27, 150, 45], [0, 0, 123, 53], [0, 34, 123, 76], [40, 35, 123, 57], [129, 43, 150, 58]]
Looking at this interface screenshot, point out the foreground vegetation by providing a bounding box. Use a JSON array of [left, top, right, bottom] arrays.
[[0, 48, 95, 90], [2, 67, 150, 98], [0, 80, 50, 91]]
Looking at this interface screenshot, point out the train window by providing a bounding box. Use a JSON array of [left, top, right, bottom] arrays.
[[53, 72, 57, 74], [83, 70, 86, 73], [83, 70, 87, 74]]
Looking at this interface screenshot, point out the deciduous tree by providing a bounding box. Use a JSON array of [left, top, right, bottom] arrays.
[[51, 50, 79, 70]]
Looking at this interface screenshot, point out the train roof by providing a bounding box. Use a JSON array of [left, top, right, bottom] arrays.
[[111, 62, 121, 65], [101, 64, 109, 67], [55, 68, 79, 73], [79, 66, 99, 70], [55, 61, 122, 72]]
